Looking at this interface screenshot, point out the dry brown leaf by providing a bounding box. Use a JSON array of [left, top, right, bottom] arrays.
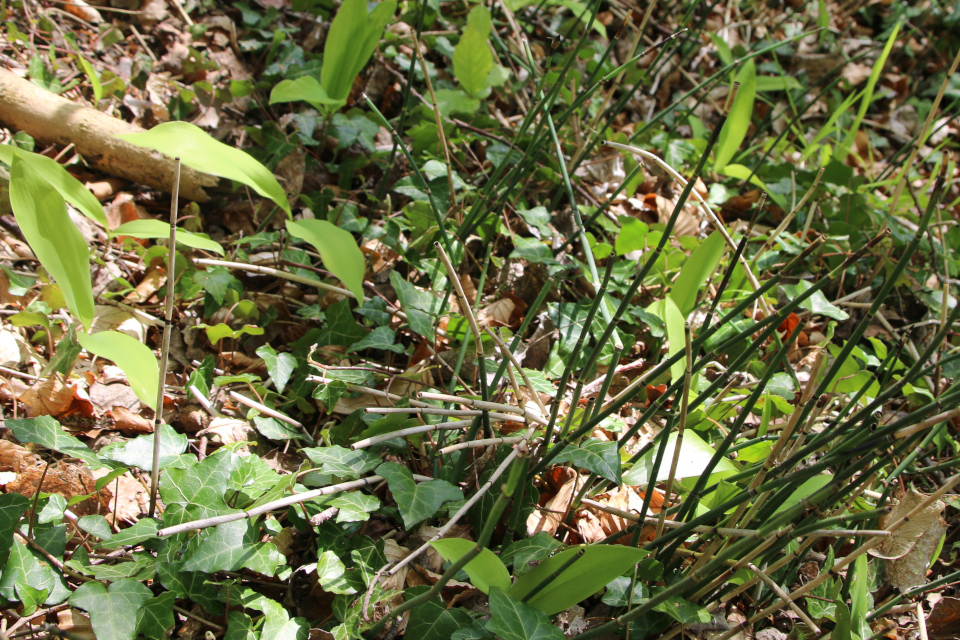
[[62, 0, 102, 23], [57, 609, 95, 640], [125, 262, 166, 304], [19, 374, 94, 418], [202, 418, 256, 446], [886, 514, 946, 591], [870, 490, 945, 559], [527, 473, 584, 537], [108, 406, 154, 435], [927, 597, 960, 640], [100, 472, 149, 524], [0, 440, 33, 470], [90, 305, 147, 342], [105, 193, 147, 232], [382, 539, 411, 591], [412, 524, 472, 573], [656, 194, 699, 237]]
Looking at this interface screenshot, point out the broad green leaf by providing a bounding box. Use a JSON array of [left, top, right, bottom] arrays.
[[100, 518, 160, 549], [774, 475, 834, 515], [117, 122, 290, 218], [0, 539, 67, 604], [193, 266, 240, 306], [111, 219, 225, 255], [160, 450, 237, 520], [226, 612, 257, 640], [670, 231, 725, 316], [17, 582, 47, 617], [431, 538, 510, 594], [432, 89, 480, 117], [407, 589, 473, 640], [348, 326, 403, 353], [256, 345, 298, 394], [454, 26, 493, 96], [0, 146, 106, 226], [70, 579, 153, 640], [755, 75, 802, 91], [377, 462, 462, 529], [136, 592, 176, 640], [269, 76, 339, 110], [77, 329, 159, 410], [647, 296, 687, 381], [286, 219, 365, 302], [9, 153, 95, 328], [317, 549, 356, 595], [654, 597, 712, 624], [510, 546, 647, 615], [622, 431, 737, 486], [552, 439, 621, 485], [321, 0, 397, 104], [850, 553, 871, 639], [390, 271, 441, 338], [835, 600, 853, 640], [601, 576, 647, 607], [330, 492, 380, 523], [78, 515, 113, 541], [99, 424, 188, 472], [781, 280, 849, 321], [0, 495, 29, 567], [203, 323, 265, 344], [615, 217, 648, 255], [7, 416, 103, 469], [713, 59, 756, 172], [260, 599, 309, 640], [510, 236, 554, 263], [182, 520, 259, 573], [466, 5, 492, 37], [488, 587, 564, 640], [302, 446, 380, 479]]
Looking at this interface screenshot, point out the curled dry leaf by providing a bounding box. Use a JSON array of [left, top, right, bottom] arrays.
[[108, 406, 154, 435], [62, 0, 102, 23], [869, 490, 945, 560], [477, 293, 527, 328], [412, 524, 471, 573], [382, 539, 411, 591], [527, 470, 583, 538], [201, 418, 256, 446], [99, 471, 150, 524], [886, 513, 946, 591], [19, 374, 95, 419]]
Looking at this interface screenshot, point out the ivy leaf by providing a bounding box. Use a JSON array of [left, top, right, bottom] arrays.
[[0, 494, 29, 567], [100, 424, 188, 473], [136, 592, 176, 640], [313, 380, 349, 412], [317, 550, 357, 595], [256, 345, 298, 394], [406, 588, 473, 640], [0, 539, 67, 604], [348, 326, 404, 353], [260, 599, 309, 640], [226, 611, 258, 640], [99, 518, 160, 549], [160, 451, 237, 520], [78, 515, 113, 541], [781, 280, 850, 321], [193, 266, 240, 307], [510, 237, 554, 263], [330, 492, 380, 523], [552, 439, 622, 486], [390, 272, 441, 339], [7, 416, 104, 469], [654, 596, 713, 625], [487, 587, 564, 640], [70, 578, 153, 640], [302, 446, 380, 479], [182, 520, 258, 573], [322, 299, 370, 347], [377, 462, 462, 529], [500, 532, 563, 575]]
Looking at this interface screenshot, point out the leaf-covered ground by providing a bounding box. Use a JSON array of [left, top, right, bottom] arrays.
[[0, 0, 959, 639]]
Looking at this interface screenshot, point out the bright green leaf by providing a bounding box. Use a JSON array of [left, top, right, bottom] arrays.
[[713, 59, 756, 172], [77, 330, 159, 410], [286, 219, 365, 302], [70, 578, 153, 640], [623, 431, 737, 486], [111, 219, 224, 255], [510, 546, 647, 615], [7, 416, 103, 469], [117, 122, 290, 218], [9, 153, 95, 328], [488, 587, 564, 640], [0, 146, 106, 226], [377, 462, 462, 529], [454, 27, 493, 96], [431, 538, 510, 594], [256, 345, 298, 394], [321, 0, 397, 103], [552, 439, 621, 485], [670, 231, 725, 316]]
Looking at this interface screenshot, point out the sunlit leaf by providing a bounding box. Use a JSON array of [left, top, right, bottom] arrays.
[[111, 219, 224, 255], [70, 578, 153, 640], [377, 462, 462, 529], [431, 538, 510, 594], [286, 219, 365, 302], [77, 330, 159, 410], [713, 59, 756, 172], [117, 121, 290, 217]]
